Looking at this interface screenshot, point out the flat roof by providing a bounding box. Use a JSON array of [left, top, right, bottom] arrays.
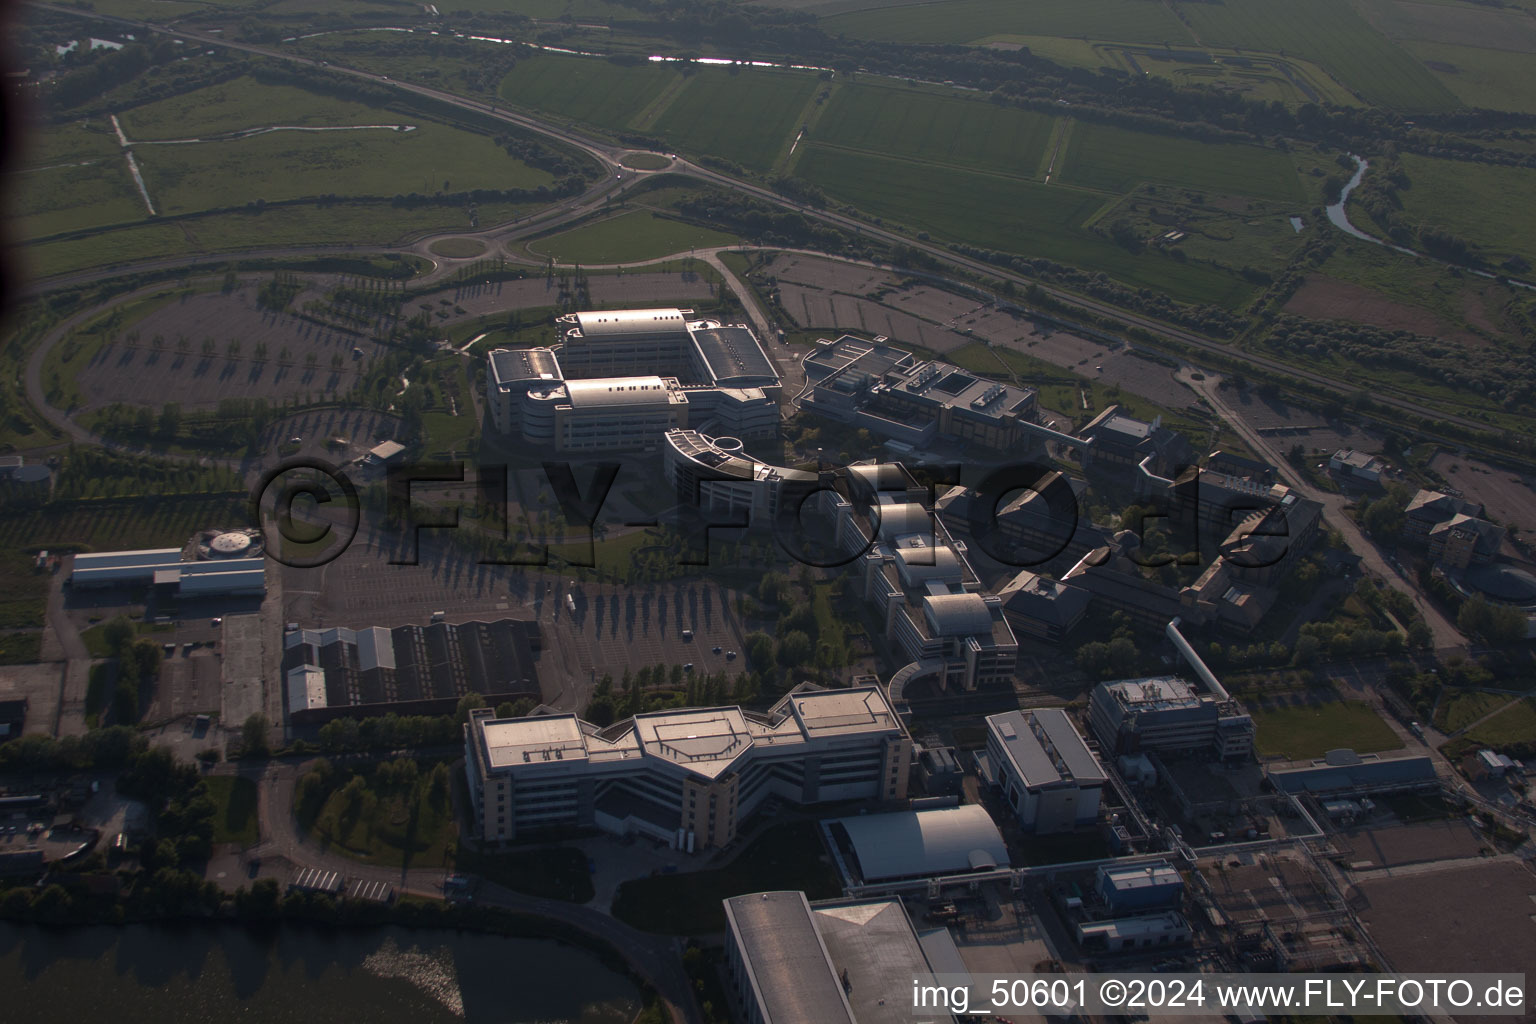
[[1098, 677, 1202, 709], [73, 548, 183, 569], [482, 715, 588, 769], [834, 805, 1010, 882], [988, 709, 1106, 789], [370, 440, 406, 459], [723, 891, 856, 1024]]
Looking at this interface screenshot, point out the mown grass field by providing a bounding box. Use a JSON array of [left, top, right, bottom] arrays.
[[1394, 154, 1536, 269], [13, 118, 121, 168], [810, 81, 1056, 177], [822, 0, 1190, 45], [137, 123, 552, 215], [119, 76, 394, 140], [795, 143, 1255, 306], [9, 159, 147, 240], [499, 54, 678, 132], [1174, 0, 1460, 111], [1434, 691, 1514, 734], [527, 211, 739, 263], [653, 68, 819, 171], [22, 200, 534, 279], [1058, 122, 1306, 202], [1251, 700, 1404, 761], [1460, 698, 1536, 749], [1401, 42, 1536, 114]]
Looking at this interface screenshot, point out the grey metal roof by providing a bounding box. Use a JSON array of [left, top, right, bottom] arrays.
[[562, 376, 685, 408], [723, 891, 856, 1024], [923, 593, 994, 635], [834, 805, 1010, 882], [573, 308, 690, 337], [988, 709, 1106, 790], [690, 325, 778, 385], [489, 346, 562, 386]]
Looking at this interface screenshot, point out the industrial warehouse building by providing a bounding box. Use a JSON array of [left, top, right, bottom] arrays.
[[979, 709, 1106, 833], [723, 891, 960, 1024], [283, 619, 541, 724], [823, 804, 1011, 884], [485, 308, 781, 451], [70, 543, 266, 597], [464, 683, 911, 850]]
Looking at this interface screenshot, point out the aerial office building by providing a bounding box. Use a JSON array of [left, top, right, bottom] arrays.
[[464, 683, 911, 850], [485, 309, 781, 451]]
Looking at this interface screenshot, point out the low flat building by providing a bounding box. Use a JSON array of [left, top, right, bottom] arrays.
[[1097, 861, 1183, 914], [1329, 449, 1384, 484], [982, 709, 1106, 833], [1266, 748, 1437, 794], [70, 548, 266, 597], [1077, 910, 1190, 953], [465, 684, 910, 849]]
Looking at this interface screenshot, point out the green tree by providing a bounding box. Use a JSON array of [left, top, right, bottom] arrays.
[[242, 713, 270, 757]]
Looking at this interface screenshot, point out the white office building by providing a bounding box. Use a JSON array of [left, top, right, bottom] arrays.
[[464, 683, 911, 850], [486, 308, 781, 452]]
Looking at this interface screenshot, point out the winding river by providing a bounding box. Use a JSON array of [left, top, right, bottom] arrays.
[[0, 922, 642, 1024]]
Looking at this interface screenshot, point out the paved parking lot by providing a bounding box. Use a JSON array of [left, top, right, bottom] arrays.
[[286, 535, 752, 713]]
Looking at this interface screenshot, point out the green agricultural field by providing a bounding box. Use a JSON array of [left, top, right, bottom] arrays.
[[823, 0, 1192, 46], [1251, 700, 1404, 761], [1173, 0, 1460, 111], [1402, 42, 1536, 114], [1058, 122, 1306, 202], [119, 76, 394, 140], [653, 68, 819, 171], [1395, 154, 1536, 269], [13, 118, 122, 168], [810, 81, 1056, 178], [22, 201, 531, 280], [527, 211, 739, 263], [795, 144, 1255, 307], [8, 158, 147, 240], [137, 123, 552, 216], [499, 54, 679, 132]]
